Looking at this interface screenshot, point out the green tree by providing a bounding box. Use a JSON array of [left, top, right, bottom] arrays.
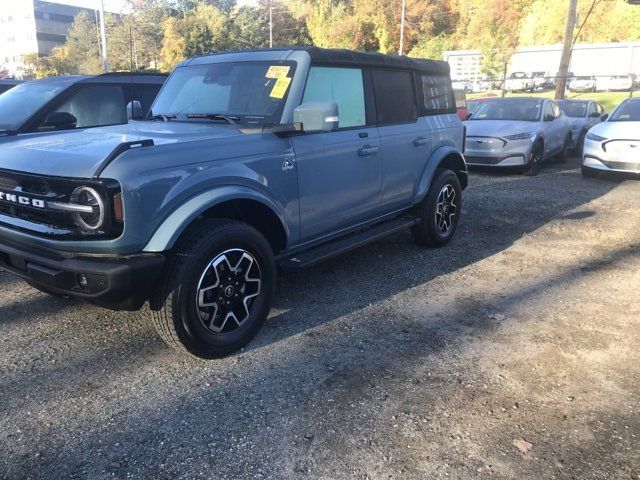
[[60, 11, 103, 74]]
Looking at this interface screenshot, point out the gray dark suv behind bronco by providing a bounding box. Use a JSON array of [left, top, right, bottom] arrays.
[[0, 48, 467, 358]]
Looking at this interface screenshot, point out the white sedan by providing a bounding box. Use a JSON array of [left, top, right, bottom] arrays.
[[582, 98, 640, 177]]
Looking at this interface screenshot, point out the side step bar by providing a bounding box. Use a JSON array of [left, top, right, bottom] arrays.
[[278, 215, 420, 270]]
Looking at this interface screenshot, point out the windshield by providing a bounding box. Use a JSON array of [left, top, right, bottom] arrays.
[[150, 61, 296, 125], [470, 99, 542, 122], [609, 101, 640, 122], [557, 101, 587, 118], [0, 81, 68, 130]]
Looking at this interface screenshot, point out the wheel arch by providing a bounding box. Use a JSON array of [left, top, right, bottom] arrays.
[[415, 146, 468, 202], [144, 186, 289, 255]]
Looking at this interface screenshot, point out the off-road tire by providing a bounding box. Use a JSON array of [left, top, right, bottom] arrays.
[[150, 219, 276, 359], [411, 168, 462, 248]]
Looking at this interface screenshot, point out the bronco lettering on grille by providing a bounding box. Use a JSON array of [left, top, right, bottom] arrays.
[[0, 191, 46, 209]]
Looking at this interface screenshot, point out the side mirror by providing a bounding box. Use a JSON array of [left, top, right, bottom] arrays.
[[600, 113, 609, 121], [44, 112, 77, 130], [589, 111, 601, 118], [544, 113, 555, 122], [293, 101, 339, 133], [466, 112, 473, 120], [127, 100, 144, 120]]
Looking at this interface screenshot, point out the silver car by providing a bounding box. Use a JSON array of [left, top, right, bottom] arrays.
[[556, 99, 608, 155], [582, 98, 640, 177], [464, 98, 573, 176]]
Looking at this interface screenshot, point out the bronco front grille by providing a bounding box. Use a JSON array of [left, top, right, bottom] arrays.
[[0, 170, 121, 238]]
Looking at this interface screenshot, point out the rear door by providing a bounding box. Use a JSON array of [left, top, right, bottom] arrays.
[[291, 66, 382, 241], [372, 69, 427, 210]]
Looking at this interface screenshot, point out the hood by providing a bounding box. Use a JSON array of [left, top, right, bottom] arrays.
[[0, 121, 244, 178], [591, 121, 640, 139], [464, 119, 539, 138]]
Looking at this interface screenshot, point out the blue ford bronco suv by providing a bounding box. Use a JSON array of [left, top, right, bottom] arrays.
[[0, 48, 467, 358]]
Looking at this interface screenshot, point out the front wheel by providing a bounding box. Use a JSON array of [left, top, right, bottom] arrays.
[[150, 219, 276, 359], [411, 169, 462, 247], [523, 141, 544, 176], [557, 134, 572, 163]]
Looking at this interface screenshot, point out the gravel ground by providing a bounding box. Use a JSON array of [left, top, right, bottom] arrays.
[[1, 158, 639, 480]]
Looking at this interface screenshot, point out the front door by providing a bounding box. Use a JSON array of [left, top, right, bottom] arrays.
[[291, 66, 382, 241]]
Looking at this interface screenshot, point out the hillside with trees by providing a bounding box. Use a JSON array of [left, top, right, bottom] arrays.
[[22, 0, 640, 77]]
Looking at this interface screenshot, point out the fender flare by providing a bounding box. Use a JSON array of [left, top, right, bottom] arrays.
[[415, 146, 468, 202], [143, 185, 289, 252]]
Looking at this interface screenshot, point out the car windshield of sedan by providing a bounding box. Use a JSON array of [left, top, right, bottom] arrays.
[[609, 101, 640, 122], [150, 61, 296, 125], [470, 99, 542, 122], [557, 101, 587, 118], [0, 81, 69, 131]]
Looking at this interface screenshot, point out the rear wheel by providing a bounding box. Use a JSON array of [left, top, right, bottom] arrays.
[[150, 219, 276, 359], [411, 169, 462, 247], [523, 141, 544, 176]]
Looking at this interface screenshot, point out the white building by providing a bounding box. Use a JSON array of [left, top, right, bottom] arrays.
[[0, 0, 100, 78], [443, 41, 640, 81]]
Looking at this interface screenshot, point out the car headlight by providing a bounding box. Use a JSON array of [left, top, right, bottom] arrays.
[[504, 132, 536, 141], [586, 132, 607, 142], [70, 186, 105, 231]]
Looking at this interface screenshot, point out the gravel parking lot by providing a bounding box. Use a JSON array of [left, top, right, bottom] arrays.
[[1, 157, 639, 480]]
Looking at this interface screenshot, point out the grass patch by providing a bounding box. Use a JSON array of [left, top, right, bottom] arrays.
[[466, 90, 635, 112]]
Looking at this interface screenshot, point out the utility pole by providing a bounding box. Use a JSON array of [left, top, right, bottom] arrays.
[[98, 0, 109, 72], [554, 0, 578, 99], [269, 1, 274, 49], [399, 0, 406, 55]]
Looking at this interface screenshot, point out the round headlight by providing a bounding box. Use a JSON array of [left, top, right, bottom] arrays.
[[70, 186, 105, 231]]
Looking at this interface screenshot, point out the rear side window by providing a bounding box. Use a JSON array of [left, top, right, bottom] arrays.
[[421, 75, 454, 114], [371, 70, 417, 125], [302, 66, 366, 128], [46, 85, 127, 129]]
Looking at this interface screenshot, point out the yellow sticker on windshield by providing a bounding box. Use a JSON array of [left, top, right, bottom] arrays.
[[266, 65, 290, 78], [269, 76, 291, 99]]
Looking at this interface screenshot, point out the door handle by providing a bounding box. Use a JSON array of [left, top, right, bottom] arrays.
[[358, 145, 379, 156], [413, 136, 429, 146]]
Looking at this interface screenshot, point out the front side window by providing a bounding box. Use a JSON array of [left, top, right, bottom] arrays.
[[0, 81, 68, 131], [372, 70, 417, 124], [422, 75, 454, 113], [471, 99, 542, 122], [152, 61, 295, 125], [132, 84, 163, 116], [302, 66, 366, 129], [46, 85, 127, 129], [544, 103, 555, 119]]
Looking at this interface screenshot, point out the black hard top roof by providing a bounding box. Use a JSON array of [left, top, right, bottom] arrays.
[[294, 47, 450, 75], [80, 72, 168, 84], [187, 47, 450, 75]]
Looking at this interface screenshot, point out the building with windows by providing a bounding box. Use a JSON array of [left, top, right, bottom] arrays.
[[0, 0, 100, 79], [443, 42, 640, 81]]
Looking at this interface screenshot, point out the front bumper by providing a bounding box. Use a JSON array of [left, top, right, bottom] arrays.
[[0, 238, 164, 310], [464, 136, 532, 168], [583, 138, 640, 175]]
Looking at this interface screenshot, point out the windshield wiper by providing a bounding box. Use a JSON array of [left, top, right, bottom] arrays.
[[148, 114, 177, 121], [186, 113, 239, 125]]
